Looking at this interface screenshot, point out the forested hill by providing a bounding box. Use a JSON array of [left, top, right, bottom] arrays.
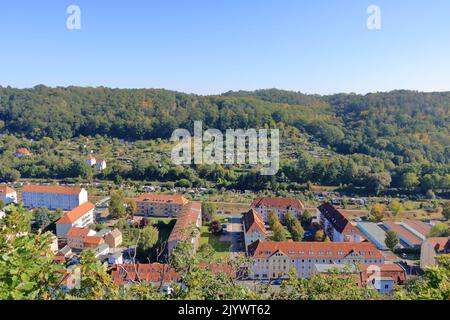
[[0, 86, 449, 168]]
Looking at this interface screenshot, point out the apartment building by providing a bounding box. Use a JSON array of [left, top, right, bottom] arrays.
[[22, 185, 88, 210], [318, 203, 365, 242], [251, 197, 305, 223], [167, 201, 202, 254], [243, 208, 267, 252], [247, 240, 384, 280], [0, 186, 17, 205], [136, 194, 189, 217], [56, 202, 95, 238]]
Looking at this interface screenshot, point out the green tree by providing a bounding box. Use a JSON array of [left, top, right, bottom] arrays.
[[442, 202, 450, 221], [389, 200, 404, 218], [369, 203, 386, 222], [126, 199, 137, 218], [274, 268, 380, 300], [137, 226, 159, 255], [33, 207, 51, 230], [385, 230, 399, 251], [395, 255, 450, 300], [401, 172, 420, 191], [109, 190, 125, 219], [428, 224, 450, 237]]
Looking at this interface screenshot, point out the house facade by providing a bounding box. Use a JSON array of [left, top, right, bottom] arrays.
[[136, 194, 189, 217], [243, 208, 267, 253], [318, 203, 365, 242], [104, 228, 123, 249], [22, 185, 88, 210], [66, 227, 96, 249], [247, 240, 384, 280], [420, 237, 450, 269], [251, 197, 305, 223], [0, 186, 17, 205], [56, 202, 96, 238], [167, 201, 202, 254]]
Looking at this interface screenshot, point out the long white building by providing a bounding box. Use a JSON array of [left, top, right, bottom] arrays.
[[248, 240, 384, 280], [22, 185, 88, 210]]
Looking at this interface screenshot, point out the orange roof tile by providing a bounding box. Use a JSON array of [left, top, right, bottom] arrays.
[[86, 154, 95, 160], [168, 202, 201, 243], [83, 236, 103, 245], [67, 227, 91, 238], [0, 186, 16, 195], [427, 237, 450, 254], [56, 202, 95, 224], [16, 148, 30, 154], [136, 193, 189, 205], [252, 197, 305, 212], [384, 221, 422, 246], [248, 240, 383, 260], [243, 208, 267, 236], [23, 185, 83, 195], [111, 264, 180, 286]]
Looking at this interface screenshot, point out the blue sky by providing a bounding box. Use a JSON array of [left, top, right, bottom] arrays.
[[0, 0, 449, 94]]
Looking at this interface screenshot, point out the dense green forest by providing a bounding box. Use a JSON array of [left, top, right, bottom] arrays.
[[0, 86, 449, 195]]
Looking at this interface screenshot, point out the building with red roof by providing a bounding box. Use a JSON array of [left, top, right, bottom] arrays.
[[247, 240, 384, 279], [22, 185, 88, 211], [111, 264, 180, 289], [167, 202, 202, 254], [243, 208, 267, 252], [15, 148, 31, 157], [318, 203, 365, 243], [56, 202, 95, 238], [383, 221, 423, 248], [251, 197, 305, 223], [136, 193, 189, 217], [66, 227, 96, 249], [0, 186, 17, 205]]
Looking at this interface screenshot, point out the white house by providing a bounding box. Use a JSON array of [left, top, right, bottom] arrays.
[[0, 186, 17, 205], [56, 202, 96, 238], [420, 237, 450, 269], [95, 159, 107, 171], [318, 203, 365, 242], [22, 185, 88, 211]]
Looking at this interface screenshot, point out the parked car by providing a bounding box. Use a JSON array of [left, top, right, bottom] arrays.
[[271, 279, 284, 285]]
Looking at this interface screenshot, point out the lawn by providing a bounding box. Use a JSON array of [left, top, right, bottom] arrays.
[[199, 226, 231, 258]]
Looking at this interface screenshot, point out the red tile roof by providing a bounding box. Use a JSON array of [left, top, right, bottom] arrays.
[[243, 208, 267, 236], [251, 197, 305, 212], [136, 193, 189, 205], [16, 148, 30, 154], [358, 264, 407, 287], [402, 220, 431, 238], [56, 202, 95, 224], [111, 264, 180, 286], [67, 227, 91, 238], [427, 237, 450, 254], [86, 154, 95, 160], [0, 186, 16, 195], [83, 236, 104, 246], [168, 202, 201, 243], [318, 203, 364, 238], [383, 221, 423, 247], [23, 185, 83, 195], [248, 240, 383, 260]]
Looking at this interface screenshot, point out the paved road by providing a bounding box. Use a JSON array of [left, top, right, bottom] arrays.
[[227, 214, 245, 258]]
